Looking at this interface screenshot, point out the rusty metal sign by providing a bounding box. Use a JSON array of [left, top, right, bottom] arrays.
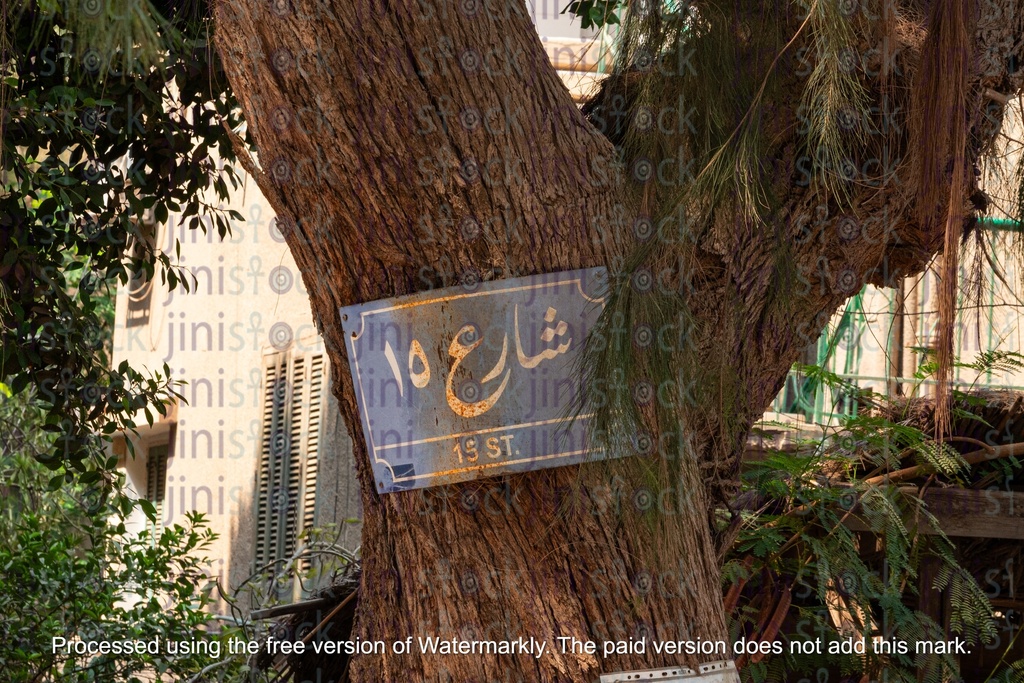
[[340, 268, 607, 493]]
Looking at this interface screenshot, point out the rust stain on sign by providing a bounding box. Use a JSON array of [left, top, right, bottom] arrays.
[[340, 268, 609, 493]]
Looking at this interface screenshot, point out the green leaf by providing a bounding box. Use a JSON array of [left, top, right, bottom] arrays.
[[139, 498, 157, 522], [10, 373, 30, 394]]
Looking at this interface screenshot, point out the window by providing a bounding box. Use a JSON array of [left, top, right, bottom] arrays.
[[254, 353, 326, 573], [126, 213, 158, 328], [777, 341, 820, 417], [145, 443, 169, 538]]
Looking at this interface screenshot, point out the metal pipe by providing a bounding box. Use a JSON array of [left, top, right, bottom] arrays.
[[887, 282, 905, 397]]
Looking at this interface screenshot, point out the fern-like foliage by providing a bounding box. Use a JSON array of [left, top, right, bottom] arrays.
[[726, 373, 1018, 682]]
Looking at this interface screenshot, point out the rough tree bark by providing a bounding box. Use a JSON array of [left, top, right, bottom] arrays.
[[213, 1, 1024, 681]]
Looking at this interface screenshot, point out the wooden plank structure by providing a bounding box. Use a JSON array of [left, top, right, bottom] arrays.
[[748, 391, 1024, 681], [850, 487, 1024, 540]]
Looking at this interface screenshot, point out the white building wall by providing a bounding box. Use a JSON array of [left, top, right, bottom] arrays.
[[112, 174, 361, 608]]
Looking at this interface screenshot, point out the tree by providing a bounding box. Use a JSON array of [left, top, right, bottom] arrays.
[[5, 0, 1024, 681], [0, 21, 239, 675], [208, 1, 1024, 681], [0, 386, 220, 682], [1, 0, 242, 497]]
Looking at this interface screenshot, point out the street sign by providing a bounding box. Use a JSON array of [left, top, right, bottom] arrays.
[[340, 268, 607, 493], [598, 661, 739, 683]]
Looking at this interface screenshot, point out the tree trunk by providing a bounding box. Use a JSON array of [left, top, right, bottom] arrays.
[[213, 1, 1024, 680]]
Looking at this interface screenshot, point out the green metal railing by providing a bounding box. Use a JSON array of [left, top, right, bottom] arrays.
[[770, 217, 1024, 428]]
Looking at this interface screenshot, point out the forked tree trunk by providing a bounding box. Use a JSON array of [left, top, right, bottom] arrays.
[[214, 1, 1023, 681]]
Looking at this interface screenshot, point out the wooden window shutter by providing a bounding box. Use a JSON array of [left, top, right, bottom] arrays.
[[255, 352, 327, 575], [255, 354, 288, 569], [299, 354, 325, 571], [282, 355, 305, 561], [126, 214, 158, 328], [145, 443, 169, 537]]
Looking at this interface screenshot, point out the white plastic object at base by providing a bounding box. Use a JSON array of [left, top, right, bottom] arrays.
[[597, 660, 740, 683]]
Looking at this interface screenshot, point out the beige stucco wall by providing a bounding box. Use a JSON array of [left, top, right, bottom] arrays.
[[112, 173, 361, 610]]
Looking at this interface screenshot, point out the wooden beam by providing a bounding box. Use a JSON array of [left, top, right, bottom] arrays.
[[847, 488, 1024, 540], [542, 38, 606, 73], [863, 442, 1024, 487], [250, 596, 332, 621]]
